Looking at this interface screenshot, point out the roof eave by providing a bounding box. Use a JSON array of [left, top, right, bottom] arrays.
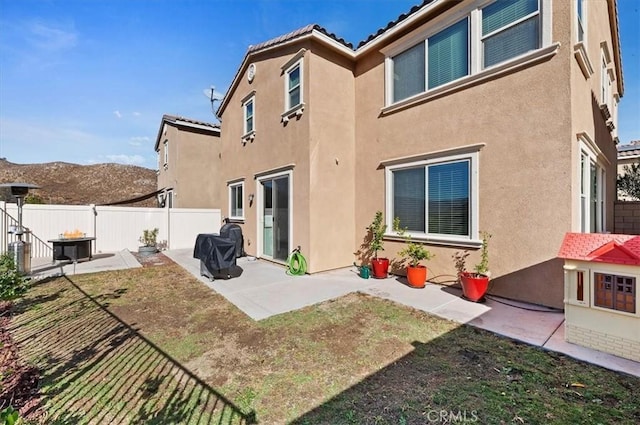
[[608, 0, 624, 96], [354, 0, 447, 56]]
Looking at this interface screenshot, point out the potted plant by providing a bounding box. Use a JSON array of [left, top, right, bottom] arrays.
[[394, 218, 433, 288], [454, 232, 491, 302], [368, 211, 389, 278], [138, 228, 159, 257]]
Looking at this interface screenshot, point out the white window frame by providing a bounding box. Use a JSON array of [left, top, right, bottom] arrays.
[[165, 189, 173, 209], [383, 0, 553, 108], [284, 58, 304, 113], [256, 168, 294, 260], [578, 135, 606, 233], [600, 52, 609, 107], [163, 140, 168, 169], [243, 95, 255, 137], [228, 181, 245, 221], [384, 149, 480, 247]]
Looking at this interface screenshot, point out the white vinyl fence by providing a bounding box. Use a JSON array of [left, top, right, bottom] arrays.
[[0, 202, 221, 258]]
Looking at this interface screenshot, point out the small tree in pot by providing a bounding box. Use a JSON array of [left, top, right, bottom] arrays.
[[138, 228, 159, 257], [368, 211, 389, 278], [453, 232, 491, 302], [394, 217, 433, 288]]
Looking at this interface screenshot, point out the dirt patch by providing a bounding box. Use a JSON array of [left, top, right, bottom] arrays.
[[130, 251, 175, 267]]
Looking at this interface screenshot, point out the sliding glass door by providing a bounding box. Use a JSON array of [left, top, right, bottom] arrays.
[[261, 175, 290, 261]]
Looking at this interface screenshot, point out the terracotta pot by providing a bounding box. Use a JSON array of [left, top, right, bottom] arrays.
[[370, 258, 389, 278], [459, 272, 489, 302], [406, 265, 427, 288]]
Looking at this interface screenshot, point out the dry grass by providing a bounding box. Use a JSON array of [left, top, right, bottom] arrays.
[[8, 263, 640, 424]]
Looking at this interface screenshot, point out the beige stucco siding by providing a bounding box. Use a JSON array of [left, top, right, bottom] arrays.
[[157, 124, 220, 209], [307, 41, 356, 272], [353, 1, 574, 308], [570, 0, 618, 232], [218, 44, 313, 264]]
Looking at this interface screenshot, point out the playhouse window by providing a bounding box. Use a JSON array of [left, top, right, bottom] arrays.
[[577, 271, 584, 301], [594, 272, 636, 314]]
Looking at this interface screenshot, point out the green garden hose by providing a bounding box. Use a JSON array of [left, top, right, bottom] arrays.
[[286, 248, 307, 276]]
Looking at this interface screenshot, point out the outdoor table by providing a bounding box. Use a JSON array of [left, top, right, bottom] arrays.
[[47, 237, 96, 263]]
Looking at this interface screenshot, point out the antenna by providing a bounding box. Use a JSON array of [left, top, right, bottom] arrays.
[[203, 86, 224, 117]]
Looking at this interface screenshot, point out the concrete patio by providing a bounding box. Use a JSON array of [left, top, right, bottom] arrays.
[[28, 248, 640, 377]]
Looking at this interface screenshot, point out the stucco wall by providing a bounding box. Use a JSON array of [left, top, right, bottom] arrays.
[[157, 124, 220, 209], [307, 41, 357, 272], [352, 0, 574, 308]]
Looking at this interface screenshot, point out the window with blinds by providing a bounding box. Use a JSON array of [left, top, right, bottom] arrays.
[[387, 0, 544, 105], [391, 159, 471, 238], [229, 182, 244, 219], [481, 0, 540, 68]]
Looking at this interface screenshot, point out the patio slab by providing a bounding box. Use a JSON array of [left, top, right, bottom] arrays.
[[30, 249, 141, 279]]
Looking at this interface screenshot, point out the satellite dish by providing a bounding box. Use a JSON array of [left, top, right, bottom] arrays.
[[203, 86, 224, 102]]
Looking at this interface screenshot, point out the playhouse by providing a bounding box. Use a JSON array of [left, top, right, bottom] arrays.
[[558, 233, 640, 362]]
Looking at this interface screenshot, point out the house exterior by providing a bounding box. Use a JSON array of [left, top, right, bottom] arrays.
[[209, 0, 623, 309], [154, 114, 221, 209], [558, 232, 640, 362]]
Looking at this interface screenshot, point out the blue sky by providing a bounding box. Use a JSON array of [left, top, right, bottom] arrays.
[[0, 0, 638, 168]]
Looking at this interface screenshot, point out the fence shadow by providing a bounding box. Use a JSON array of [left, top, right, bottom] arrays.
[[9, 276, 256, 424]]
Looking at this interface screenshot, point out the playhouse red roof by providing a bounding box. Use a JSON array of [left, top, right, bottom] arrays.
[[558, 233, 640, 266]]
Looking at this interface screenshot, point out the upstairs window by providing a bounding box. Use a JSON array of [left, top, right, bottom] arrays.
[[286, 61, 303, 110], [576, 0, 586, 43], [386, 0, 547, 106], [163, 140, 168, 168], [229, 182, 244, 220], [243, 96, 255, 135], [481, 0, 540, 68]]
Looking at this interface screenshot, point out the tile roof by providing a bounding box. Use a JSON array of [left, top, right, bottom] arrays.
[[247, 24, 353, 54], [618, 140, 640, 158], [163, 114, 219, 130], [558, 233, 640, 266], [357, 0, 436, 48]]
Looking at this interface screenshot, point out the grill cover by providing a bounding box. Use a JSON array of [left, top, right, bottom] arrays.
[[219, 223, 244, 258], [193, 233, 236, 272]]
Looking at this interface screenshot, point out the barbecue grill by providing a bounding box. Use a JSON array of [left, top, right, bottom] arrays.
[[193, 223, 244, 281]]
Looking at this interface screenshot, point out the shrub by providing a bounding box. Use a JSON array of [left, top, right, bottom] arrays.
[[0, 254, 28, 301]]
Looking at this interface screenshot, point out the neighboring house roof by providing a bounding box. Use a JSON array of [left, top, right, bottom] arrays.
[[558, 232, 640, 266], [154, 114, 220, 151], [618, 140, 640, 160]]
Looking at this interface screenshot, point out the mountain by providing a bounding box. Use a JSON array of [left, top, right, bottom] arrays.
[[0, 159, 158, 206]]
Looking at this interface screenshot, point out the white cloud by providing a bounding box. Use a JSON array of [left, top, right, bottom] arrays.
[[113, 110, 122, 119], [132, 112, 141, 117], [129, 136, 150, 146], [105, 154, 146, 165], [26, 20, 77, 51]]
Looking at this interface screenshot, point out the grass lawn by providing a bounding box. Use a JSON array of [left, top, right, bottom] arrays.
[[8, 261, 640, 424]]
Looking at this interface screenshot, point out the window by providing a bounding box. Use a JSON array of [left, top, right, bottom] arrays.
[[481, 0, 540, 68], [166, 190, 173, 209], [594, 272, 636, 314], [229, 182, 244, 220], [576, 0, 585, 43], [243, 96, 255, 135], [579, 142, 605, 233], [163, 140, 168, 168], [285, 61, 303, 111], [600, 53, 609, 107], [387, 0, 545, 104], [386, 151, 478, 243]]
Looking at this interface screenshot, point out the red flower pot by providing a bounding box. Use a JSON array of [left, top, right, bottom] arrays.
[[371, 258, 389, 278], [406, 265, 427, 288], [459, 272, 489, 302]]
